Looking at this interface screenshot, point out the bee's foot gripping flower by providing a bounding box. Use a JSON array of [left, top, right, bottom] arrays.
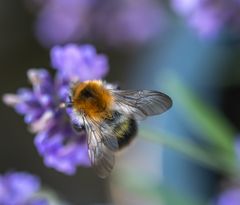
[[3, 44, 109, 175]]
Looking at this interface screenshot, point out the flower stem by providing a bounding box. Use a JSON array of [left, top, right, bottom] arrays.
[[139, 127, 237, 177], [159, 71, 236, 157]]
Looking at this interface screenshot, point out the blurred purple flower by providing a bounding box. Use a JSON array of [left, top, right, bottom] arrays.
[[28, 0, 165, 48], [35, 0, 92, 47], [0, 172, 48, 205], [171, 0, 240, 38], [216, 138, 240, 205], [3, 44, 108, 175], [51, 44, 109, 82], [91, 0, 165, 47], [216, 188, 240, 205]]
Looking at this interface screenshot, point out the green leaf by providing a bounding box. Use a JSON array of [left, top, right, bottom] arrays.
[[160, 71, 236, 156], [140, 128, 236, 176]]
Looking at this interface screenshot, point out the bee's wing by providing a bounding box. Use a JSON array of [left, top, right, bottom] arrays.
[[83, 117, 117, 178], [112, 90, 172, 120]]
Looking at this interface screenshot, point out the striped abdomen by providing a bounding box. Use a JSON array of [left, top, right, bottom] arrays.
[[104, 111, 138, 149]]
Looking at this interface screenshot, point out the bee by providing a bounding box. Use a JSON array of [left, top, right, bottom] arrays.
[[65, 80, 172, 178]]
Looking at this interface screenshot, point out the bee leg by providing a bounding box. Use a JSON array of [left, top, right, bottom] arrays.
[[72, 122, 85, 133]]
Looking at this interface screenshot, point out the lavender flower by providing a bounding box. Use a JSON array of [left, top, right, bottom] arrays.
[[216, 188, 240, 205], [0, 171, 48, 205], [171, 0, 240, 38], [91, 0, 165, 47], [215, 138, 240, 205], [28, 0, 165, 48], [51, 44, 109, 82], [35, 0, 92, 47], [3, 44, 109, 175]]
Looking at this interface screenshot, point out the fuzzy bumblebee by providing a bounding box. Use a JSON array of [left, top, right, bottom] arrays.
[[65, 80, 172, 178]]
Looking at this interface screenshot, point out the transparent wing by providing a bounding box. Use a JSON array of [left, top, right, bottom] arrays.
[[72, 111, 119, 151], [98, 120, 119, 151], [83, 117, 117, 178], [112, 90, 172, 120]]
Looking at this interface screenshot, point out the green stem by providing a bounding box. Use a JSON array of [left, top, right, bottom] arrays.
[[161, 71, 236, 156], [139, 127, 237, 177]]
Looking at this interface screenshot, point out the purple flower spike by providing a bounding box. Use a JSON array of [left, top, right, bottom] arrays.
[[35, 0, 92, 47], [3, 69, 55, 133], [92, 0, 165, 46], [0, 172, 48, 205], [3, 44, 109, 175], [51, 44, 109, 82], [27, 0, 165, 48], [171, 0, 240, 38], [35, 123, 91, 175]]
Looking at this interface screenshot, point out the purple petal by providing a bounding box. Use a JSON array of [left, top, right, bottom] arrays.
[[35, 0, 91, 47], [35, 123, 91, 175], [217, 188, 240, 205], [51, 44, 109, 81], [24, 110, 43, 124], [171, 0, 240, 38], [0, 172, 41, 205]]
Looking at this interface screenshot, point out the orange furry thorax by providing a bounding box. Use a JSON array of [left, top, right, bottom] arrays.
[[71, 80, 114, 122]]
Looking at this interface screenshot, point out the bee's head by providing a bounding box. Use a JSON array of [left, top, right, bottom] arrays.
[[69, 80, 113, 117]]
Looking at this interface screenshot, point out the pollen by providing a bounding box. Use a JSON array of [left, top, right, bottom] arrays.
[[72, 80, 114, 121]]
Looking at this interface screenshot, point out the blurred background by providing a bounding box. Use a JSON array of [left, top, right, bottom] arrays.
[[1, 0, 240, 205]]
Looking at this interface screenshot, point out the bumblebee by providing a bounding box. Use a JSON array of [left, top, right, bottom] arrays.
[[65, 80, 172, 178]]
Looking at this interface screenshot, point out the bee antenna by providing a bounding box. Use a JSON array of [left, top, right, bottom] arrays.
[[59, 102, 73, 109]]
